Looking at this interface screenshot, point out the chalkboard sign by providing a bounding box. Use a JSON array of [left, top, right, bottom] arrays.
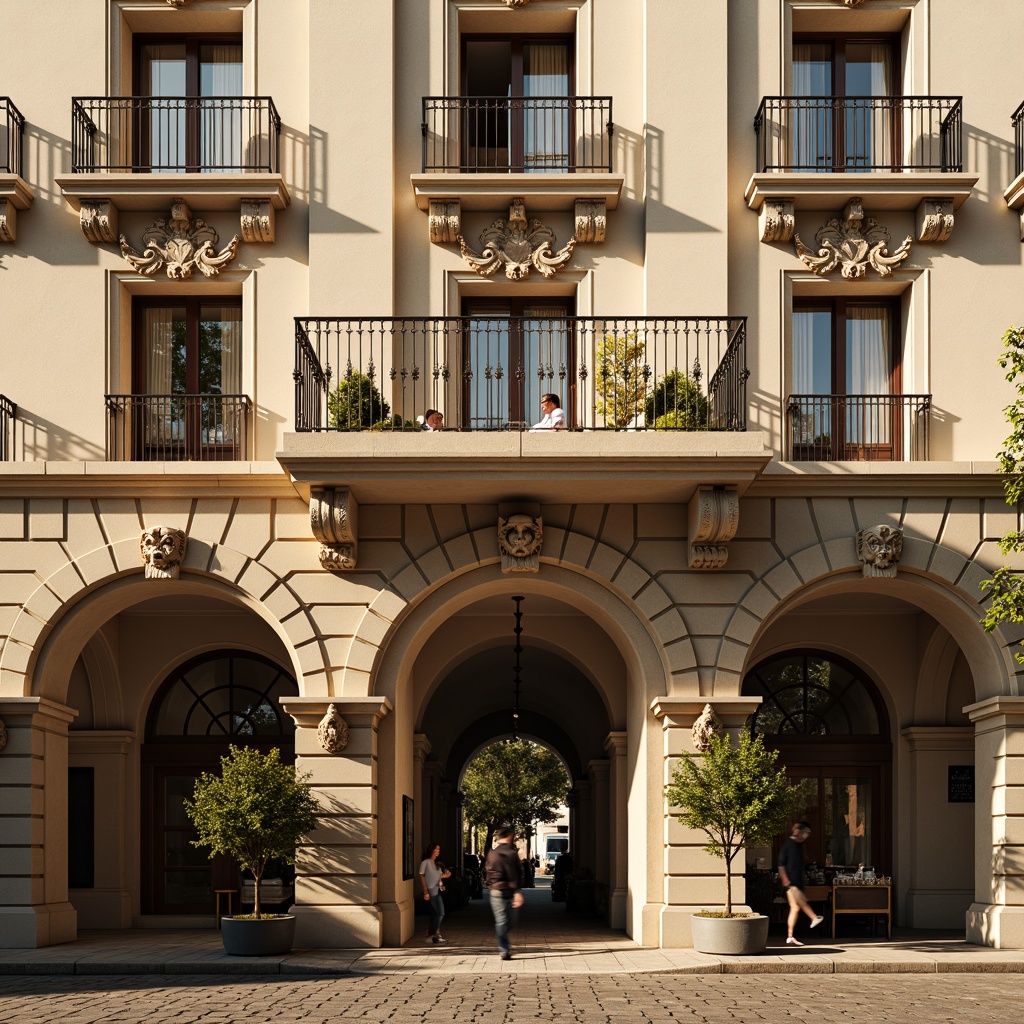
[[948, 765, 974, 803]]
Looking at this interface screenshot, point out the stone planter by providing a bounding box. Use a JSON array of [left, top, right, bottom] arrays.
[[221, 914, 296, 956], [690, 913, 769, 955]]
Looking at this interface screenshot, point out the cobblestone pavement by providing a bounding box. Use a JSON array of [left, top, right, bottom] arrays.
[[0, 972, 1016, 1023]]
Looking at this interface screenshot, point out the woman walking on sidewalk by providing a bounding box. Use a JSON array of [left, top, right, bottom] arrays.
[[419, 842, 451, 944]]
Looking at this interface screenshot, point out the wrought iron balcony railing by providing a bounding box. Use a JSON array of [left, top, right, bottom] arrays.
[[422, 96, 614, 173], [0, 394, 15, 461], [1, 98, 25, 176], [755, 96, 962, 173], [294, 317, 748, 433], [786, 394, 931, 462], [1013, 100, 1024, 178], [105, 394, 251, 461], [71, 97, 281, 173]]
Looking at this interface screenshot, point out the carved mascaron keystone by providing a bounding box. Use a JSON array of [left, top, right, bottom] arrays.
[[120, 199, 239, 279], [795, 198, 911, 278], [311, 487, 358, 571], [459, 198, 576, 280], [856, 524, 904, 578], [498, 513, 543, 573], [317, 704, 350, 754], [692, 703, 725, 753], [141, 526, 187, 579], [687, 487, 740, 569]]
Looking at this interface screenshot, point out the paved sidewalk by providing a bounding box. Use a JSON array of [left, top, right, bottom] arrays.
[[1, 885, 1020, 977]]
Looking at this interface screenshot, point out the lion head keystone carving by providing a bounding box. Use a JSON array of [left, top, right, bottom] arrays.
[[141, 526, 188, 579]]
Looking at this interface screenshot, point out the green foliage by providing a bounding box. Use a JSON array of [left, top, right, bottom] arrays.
[[645, 370, 708, 429], [370, 415, 416, 431], [981, 326, 1024, 662], [596, 332, 652, 428], [461, 740, 570, 848], [185, 746, 322, 919], [327, 372, 390, 429], [665, 732, 798, 916]]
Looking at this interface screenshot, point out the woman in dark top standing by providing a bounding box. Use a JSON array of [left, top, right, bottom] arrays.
[[778, 820, 824, 945]]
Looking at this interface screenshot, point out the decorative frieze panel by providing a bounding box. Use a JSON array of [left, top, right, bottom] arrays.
[[758, 199, 794, 243], [80, 199, 118, 244], [795, 198, 911, 278], [429, 199, 460, 243], [687, 487, 740, 570], [317, 704, 350, 754], [311, 487, 358, 572], [917, 198, 955, 243], [691, 703, 725, 752], [498, 513, 543, 573], [120, 199, 239, 278], [140, 526, 188, 579], [240, 199, 275, 243], [856, 524, 903, 578], [459, 198, 576, 280]]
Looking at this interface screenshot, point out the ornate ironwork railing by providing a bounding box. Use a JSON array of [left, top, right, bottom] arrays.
[[1, 98, 25, 176], [71, 97, 281, 173], [0, 394, 15, 461], [755, 96, 962, 173], [1013, 100, 1024, 178], [105, 394, 251, 461], [786, 394, 931, 462], [422, 96, 614, 173], [294, 317, 748, 432]]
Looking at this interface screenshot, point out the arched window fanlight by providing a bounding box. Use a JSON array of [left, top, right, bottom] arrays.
[[147, 651, 298, 740], [743, 651, 886, 738]]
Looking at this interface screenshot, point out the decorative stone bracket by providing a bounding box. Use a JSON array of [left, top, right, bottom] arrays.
[[795, 198, 911, 278], [856, 524, 903, 578], [498, 513, 543, 573], [140, 525, 188, 579], [311, 487, 358, 571], [687, 487, 739, 569], [78, 196, 275, 245]]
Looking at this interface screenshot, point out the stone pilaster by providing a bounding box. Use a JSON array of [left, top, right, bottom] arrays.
[[572, 779, 592, 881], [588, 758, 611, 899], [604, 732, 628, 929], [0, 698, 78, 948], [282, 696, 392, 948]]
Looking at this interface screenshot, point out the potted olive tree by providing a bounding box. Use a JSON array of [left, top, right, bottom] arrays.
[[666, 730, 797, 955], [185, 745, 322, 956]]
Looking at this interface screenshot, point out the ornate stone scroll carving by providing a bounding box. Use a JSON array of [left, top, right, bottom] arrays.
[[795, 198, 911, 278], [317, 704, 350, 754], [167, 0, 193, 6], [0, 717, 7, 753], [459, 198, 576, 280], [80, 199, 118, 243], [574, 199, 607, 243], [120, 199, 239, 279], [240, 199, 275, 243], [311, 487, 358, 572], [500, 0, 530, 6], [758, 199, 795, 243], [687, 487, 740, 569], [0, 200, 16, 243], [429, 199, 461, 243], [498, 513, 543, 573], [691, 703, 726, 753], [842, 0, 866, 6], [917, 198, 955, 243], [140, 526, 188, 579], [856, 524, 904, 578]]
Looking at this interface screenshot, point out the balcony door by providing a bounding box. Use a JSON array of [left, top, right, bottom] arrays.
[[133, 297, 242, 459], [462, 37, 572, 171], [462, 299, 574, 429], [792, 37, 896, 170], [135, 35, 243, 171], [791, 300, 899, 460]]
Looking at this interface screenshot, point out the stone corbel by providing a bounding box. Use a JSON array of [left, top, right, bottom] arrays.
[[687, 487, 739, 569], [80, 199, 118, 243], [240, 198, 275, 243], [429, 199, 460, 243], [311, 487, 358, 571], [917, 198, 955, 243], [758, 199, 795, 243], [574, 199, 606, 243], [0, 200, 16, 243]]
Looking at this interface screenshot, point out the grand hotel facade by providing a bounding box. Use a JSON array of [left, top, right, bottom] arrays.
[[2, 0, 1024, 950]]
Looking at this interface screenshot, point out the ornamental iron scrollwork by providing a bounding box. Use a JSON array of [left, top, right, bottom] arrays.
[[141, 526, 188, 579], [691, 703, 726, 752], [459, 198, 576, 280], [856, 524, 903, 578], [120, 199, 239, 279], [795, 198, 911, 279], [498, 513, 543, 573], [317, 704, 350, 754]]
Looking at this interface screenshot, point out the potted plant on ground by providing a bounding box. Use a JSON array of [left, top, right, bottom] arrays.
[[666, 730, 797, 955], [185, 745, 322, 956]]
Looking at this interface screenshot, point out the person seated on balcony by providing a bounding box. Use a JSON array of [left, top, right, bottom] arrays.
[[529, 394, 566, 431], [421, 409, 444, 431]]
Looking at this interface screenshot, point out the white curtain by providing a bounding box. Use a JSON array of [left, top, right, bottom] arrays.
[[143, 45, 186, 171], [523, 44, 569, 171], [145, 307, 176, 445], [212, 307, 242, 444], [202, 45, 243, 171], [791, 44, 831, 171], [845, 43, 893, 168], [791, 309, 825, 444], [847, 306, 891, 445]]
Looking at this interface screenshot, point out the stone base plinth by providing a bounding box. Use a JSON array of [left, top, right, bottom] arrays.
[[967, 903, 1024, 948], [0, 903, 77, 948], [291, 904, 382, 948]]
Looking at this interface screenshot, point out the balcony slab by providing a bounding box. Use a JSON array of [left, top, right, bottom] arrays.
[[0, 173, 33, 243], [412, 172, 623, 212], [745, 172, 977, 213], [277, 430, 772, 505]]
